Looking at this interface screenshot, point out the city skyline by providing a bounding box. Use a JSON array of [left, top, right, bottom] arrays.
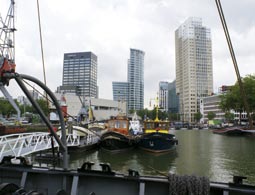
[[1, 0, 255, 108]]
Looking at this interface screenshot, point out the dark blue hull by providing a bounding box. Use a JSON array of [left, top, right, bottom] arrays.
[[100, 131, 135, 152], [138, 132, 178, 153]]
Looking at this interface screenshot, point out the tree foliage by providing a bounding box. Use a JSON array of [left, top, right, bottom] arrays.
[[224, 111, 235, 122], [194, 112, 202, 122], [220, 74, 255, 113], [0, 98, 17, 117], [135, 108, 168, 121], [207, 111, 216, 120], [0, 97, 49, 117]]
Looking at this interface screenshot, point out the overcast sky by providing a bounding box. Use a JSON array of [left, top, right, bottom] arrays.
[[1, 0, 255, 107]]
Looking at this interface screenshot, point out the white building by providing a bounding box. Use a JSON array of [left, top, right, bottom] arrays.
[[200, 94, 248, 124], [175, 17, 213, 122], [50, 93, 126, 121]]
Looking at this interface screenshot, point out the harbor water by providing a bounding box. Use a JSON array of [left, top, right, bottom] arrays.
[[33, 129, 255, 185]]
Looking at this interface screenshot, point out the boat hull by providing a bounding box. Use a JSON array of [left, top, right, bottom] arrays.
[[212, 126, 255, 136], [138, 132, 178, 153], [1, 158, 254, 195], [100, 131, 135, 152], [0, 125, 26, 135]]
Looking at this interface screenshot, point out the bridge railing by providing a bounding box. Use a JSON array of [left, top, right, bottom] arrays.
[[0, 132, 86, 161], [0, 132, 100, 161], [0, 132, 56, 160]]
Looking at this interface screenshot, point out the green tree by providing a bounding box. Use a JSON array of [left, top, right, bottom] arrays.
[[207, 111, 216, 120], [194, 112, 202, 123], [220, 74, 255, 124], [168, 113, 180, 121], [224, 111, 234, 122], [30, 99, 50, 116], [0, 98, 17, 117]]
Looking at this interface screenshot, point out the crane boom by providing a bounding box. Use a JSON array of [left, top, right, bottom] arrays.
[[0, 0, 16, 86]]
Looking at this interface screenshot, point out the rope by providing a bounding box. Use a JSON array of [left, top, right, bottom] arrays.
[[168, 173, 210, 195]]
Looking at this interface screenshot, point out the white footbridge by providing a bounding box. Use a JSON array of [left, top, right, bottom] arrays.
[[0, 131, 99, 161]]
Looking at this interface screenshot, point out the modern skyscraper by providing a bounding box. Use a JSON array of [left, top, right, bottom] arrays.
[[128, 48, 145, 111], [112, 81, 128, 103], [168, 80, 179, 114], [62, 52, 98, 98], [159, 81, 169, 112], [112, 82, 129, 113], [175, 17, 213, 122]]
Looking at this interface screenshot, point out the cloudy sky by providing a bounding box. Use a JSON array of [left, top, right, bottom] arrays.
[[1, 0, 255, 107]]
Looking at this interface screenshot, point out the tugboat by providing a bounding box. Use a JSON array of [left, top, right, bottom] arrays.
[[100, 115, 136, 152], [138, 98, 178, 153]]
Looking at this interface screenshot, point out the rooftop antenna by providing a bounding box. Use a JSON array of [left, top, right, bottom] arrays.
[[215, 0, 253, 129]]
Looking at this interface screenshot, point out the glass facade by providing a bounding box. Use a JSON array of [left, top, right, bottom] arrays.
[[128, 48, 145, 111], [62, 52, 98, 98]]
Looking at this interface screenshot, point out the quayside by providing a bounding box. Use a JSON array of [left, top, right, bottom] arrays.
[[1, 0, 255, 194]]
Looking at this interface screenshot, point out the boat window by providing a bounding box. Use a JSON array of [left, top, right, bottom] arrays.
[[122, 121, 127, 128], [115, 121, 120, 128], [146, 123, 154, 129]]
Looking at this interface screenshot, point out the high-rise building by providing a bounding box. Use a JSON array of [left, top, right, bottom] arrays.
[[159, 81, 169, 112], [62, 52, 98, 98], [112, 81, 128, 103], [168, 80, 179, 114], [175, 17, 213, 122], [128, 48, 145, 111]]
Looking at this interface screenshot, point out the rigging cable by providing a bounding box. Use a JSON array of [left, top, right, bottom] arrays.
[[215, 0, 253, 129], [36, 0, 49, 107]]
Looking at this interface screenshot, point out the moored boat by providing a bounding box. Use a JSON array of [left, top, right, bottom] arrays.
[[0, 124, 26, 135], [138, 98, 178, 153], [100, 115, 136, 152], [138, 119, 178, 153], [212, 126, 255, 136]]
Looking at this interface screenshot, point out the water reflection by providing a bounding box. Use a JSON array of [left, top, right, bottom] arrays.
[[68, 148, 177, 176], [32, 130, 255, 185]]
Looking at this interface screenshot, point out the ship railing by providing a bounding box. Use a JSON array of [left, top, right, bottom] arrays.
[[86, 134, 100, 145]]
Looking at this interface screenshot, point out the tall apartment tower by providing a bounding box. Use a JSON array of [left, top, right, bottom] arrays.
[[128, 48, 145, 111], [62, 52, 98, 98], [175, 17, 213, 122], [159, 81, 169, 112]]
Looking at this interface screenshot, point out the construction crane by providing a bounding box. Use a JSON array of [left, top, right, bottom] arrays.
[[0, 0, 20, 120], [0, 0, 16, 86], [0, 0, 68, 168]]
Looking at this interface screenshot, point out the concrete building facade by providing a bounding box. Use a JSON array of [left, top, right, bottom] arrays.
[[51, 93, 126, 121], [175, 17, 213, 122]]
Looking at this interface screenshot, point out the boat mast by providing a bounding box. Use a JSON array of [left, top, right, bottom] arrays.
[[155, 96, 159, 122], [215, 0, 253, 129]]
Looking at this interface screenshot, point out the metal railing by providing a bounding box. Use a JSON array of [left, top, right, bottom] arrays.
[[0, 132, 98, 161]]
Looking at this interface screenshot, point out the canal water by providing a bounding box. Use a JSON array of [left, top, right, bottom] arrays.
[[34, 130, 255, 185]]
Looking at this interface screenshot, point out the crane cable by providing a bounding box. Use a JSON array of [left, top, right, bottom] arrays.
[[36, 0, 49, 108], [215, 0, 253, 129]]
